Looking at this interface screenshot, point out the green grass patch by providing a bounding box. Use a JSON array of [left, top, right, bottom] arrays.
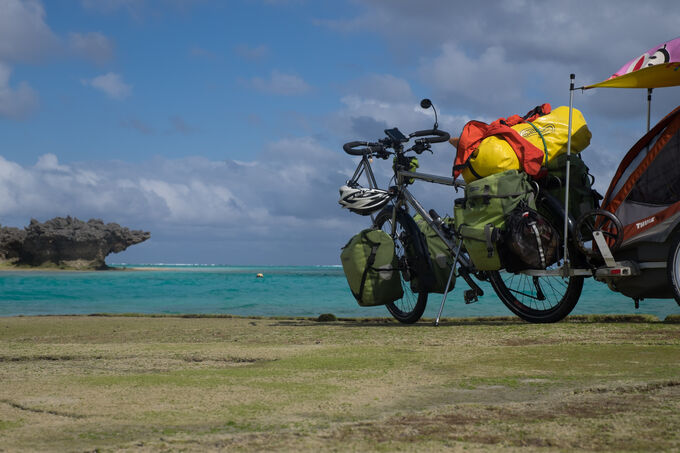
[[1, 316, 679, 452]]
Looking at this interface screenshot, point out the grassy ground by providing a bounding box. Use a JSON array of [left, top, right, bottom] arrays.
[[0, 314, 679, 452]]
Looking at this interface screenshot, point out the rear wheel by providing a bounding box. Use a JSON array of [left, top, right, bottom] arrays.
[[488, 201, 584, 323], [666, 232, 680, 307], [374, 207, 430, 324]]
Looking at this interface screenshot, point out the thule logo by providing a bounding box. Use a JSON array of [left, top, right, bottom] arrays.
[[636, 217, 656, 229]]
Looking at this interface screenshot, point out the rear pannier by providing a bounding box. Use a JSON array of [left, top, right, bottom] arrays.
[[340, 229, 403, 306], [503, 202, 560, 271], [453, 170, 535, 270]]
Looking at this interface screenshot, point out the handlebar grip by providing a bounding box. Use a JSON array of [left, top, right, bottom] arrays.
[[343, 141, 367, 156], [342, 141, 385, 156], [410, 129, 451, 143]]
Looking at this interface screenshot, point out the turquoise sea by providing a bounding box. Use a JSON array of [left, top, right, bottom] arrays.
[[0, 265, 678, 320]]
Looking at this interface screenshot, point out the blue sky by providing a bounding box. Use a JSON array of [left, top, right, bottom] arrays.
[[1, 0, 679, 264]]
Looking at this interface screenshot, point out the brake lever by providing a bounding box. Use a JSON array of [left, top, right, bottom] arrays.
[[378, 150, 391, 159], [411, 141, 432, 154]]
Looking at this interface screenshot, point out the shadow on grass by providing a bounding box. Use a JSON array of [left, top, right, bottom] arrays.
[[10, 312, 678, 326]]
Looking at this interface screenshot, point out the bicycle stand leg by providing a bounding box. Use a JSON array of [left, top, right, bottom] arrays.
[[435, 262, 457, 327]]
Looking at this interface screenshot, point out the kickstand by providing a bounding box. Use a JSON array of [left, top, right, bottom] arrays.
[[434, 261, 457, 327]]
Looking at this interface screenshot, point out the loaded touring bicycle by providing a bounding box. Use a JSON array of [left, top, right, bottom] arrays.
[[338, 38, 680, 324]]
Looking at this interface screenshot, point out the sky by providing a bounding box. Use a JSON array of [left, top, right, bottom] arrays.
[[0, 0, 679, 265]]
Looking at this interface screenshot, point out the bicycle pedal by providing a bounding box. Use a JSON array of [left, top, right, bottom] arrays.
[[464, 289, 479, 304]]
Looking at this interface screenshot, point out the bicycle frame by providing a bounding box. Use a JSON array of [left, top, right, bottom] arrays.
[[347, 155, 474, 272]]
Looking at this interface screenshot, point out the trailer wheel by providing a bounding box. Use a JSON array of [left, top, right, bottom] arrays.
[[667, 232, 680, 306]]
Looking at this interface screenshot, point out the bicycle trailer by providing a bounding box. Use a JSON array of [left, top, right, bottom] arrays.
[[599, 105, 680, 301]]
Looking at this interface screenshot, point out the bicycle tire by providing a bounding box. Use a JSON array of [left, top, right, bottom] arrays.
[[487, 200, 584, 323], [374, 207, 430, 324], [666, 231, 680, 307]]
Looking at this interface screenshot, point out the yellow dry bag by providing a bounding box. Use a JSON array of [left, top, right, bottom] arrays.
[[462, 106, 592, 183]]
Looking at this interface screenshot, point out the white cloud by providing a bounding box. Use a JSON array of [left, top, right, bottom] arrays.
[[334, 95, 471, 142], [0, 139, 353, 239], [0, 0, 57, 63], [80, 0, 143, 18], [120, 117, 155, 135], [424, 43, 524, 111], [234, 44, 270, 61], [249, 70, 312, 95], [34, 153, 70, 172], [345, 74, 414, 103], [82, 72, 132, 99], [168, 115, 196, 135], [0, 62, 39, 119], [68, 32, 115, 64], [327, 0, 680, 120]]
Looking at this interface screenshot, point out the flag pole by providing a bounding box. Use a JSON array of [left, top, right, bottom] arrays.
[[563, 74, 575, 273], [647, 88, 653, 132]]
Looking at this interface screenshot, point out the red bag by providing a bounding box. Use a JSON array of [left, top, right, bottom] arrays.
[[453, 104, 551, 180]]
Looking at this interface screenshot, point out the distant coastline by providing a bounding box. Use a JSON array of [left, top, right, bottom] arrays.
[[0, 262, 127, 272]]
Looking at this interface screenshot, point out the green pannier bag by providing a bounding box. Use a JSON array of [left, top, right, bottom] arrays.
[[545, 154, 599, 223], [340, 229, 404, 306], [453, 170, 535, 271], [413, 214, 455, 294]]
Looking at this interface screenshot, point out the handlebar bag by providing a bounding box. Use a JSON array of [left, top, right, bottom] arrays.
[[340, 229, 403, 306], [454, 170, 535, 271], [413, 214, 456, 294]]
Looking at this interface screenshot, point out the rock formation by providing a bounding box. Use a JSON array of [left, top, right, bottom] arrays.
[[0, 217, 150, 270]]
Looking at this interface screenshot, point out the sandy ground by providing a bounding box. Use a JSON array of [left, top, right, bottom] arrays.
[[0, 314, 679, 452]]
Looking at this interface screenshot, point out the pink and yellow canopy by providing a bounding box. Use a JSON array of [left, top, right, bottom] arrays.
[[585, 37, 680, 89]]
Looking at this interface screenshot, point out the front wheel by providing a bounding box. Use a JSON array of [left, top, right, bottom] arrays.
[[488, 203, 584, 323], [374, 207, 430, 324]]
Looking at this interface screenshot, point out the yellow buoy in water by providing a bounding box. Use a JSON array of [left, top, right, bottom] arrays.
[[256, 273, 264, 278]]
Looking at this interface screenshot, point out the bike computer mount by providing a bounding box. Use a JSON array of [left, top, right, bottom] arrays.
[[384, 128, 408, 144]]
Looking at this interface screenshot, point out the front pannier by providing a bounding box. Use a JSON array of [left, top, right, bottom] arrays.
[[454, 170, 535, 270], [340, 229, 404, 306], [413, 214, 456, 293]]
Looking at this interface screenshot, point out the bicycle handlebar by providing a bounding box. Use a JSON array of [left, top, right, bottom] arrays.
[[410, 129, 450, 143], [342, 141, 385, 156], [342, 129, 450, 156]]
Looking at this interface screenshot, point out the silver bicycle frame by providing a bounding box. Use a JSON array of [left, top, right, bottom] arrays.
[[347, 157, 472, 271]]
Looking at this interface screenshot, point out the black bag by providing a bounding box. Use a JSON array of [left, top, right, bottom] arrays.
[[503, 202, 559, 271], [545, 154, 601, 223]]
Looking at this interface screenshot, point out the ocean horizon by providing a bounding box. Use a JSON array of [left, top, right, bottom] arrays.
[[1, 264, 679, 320]]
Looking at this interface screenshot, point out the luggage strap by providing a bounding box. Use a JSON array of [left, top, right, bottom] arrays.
[[452, 155, 483, 180], [468, 187, 529, 204], [358, 236, 380, 301], [525, 121, 548, 166], [484, 223, 495, 258], [528, 221, 547, 268]]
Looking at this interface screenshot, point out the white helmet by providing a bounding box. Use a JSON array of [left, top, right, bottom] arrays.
[[338, 185, 391, 215]]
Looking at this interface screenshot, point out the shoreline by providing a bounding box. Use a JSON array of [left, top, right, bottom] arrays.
[[1, 312, 679, 323]]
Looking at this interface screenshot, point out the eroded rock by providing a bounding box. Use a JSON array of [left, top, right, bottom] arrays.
[[0, 217, 150, 270]]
